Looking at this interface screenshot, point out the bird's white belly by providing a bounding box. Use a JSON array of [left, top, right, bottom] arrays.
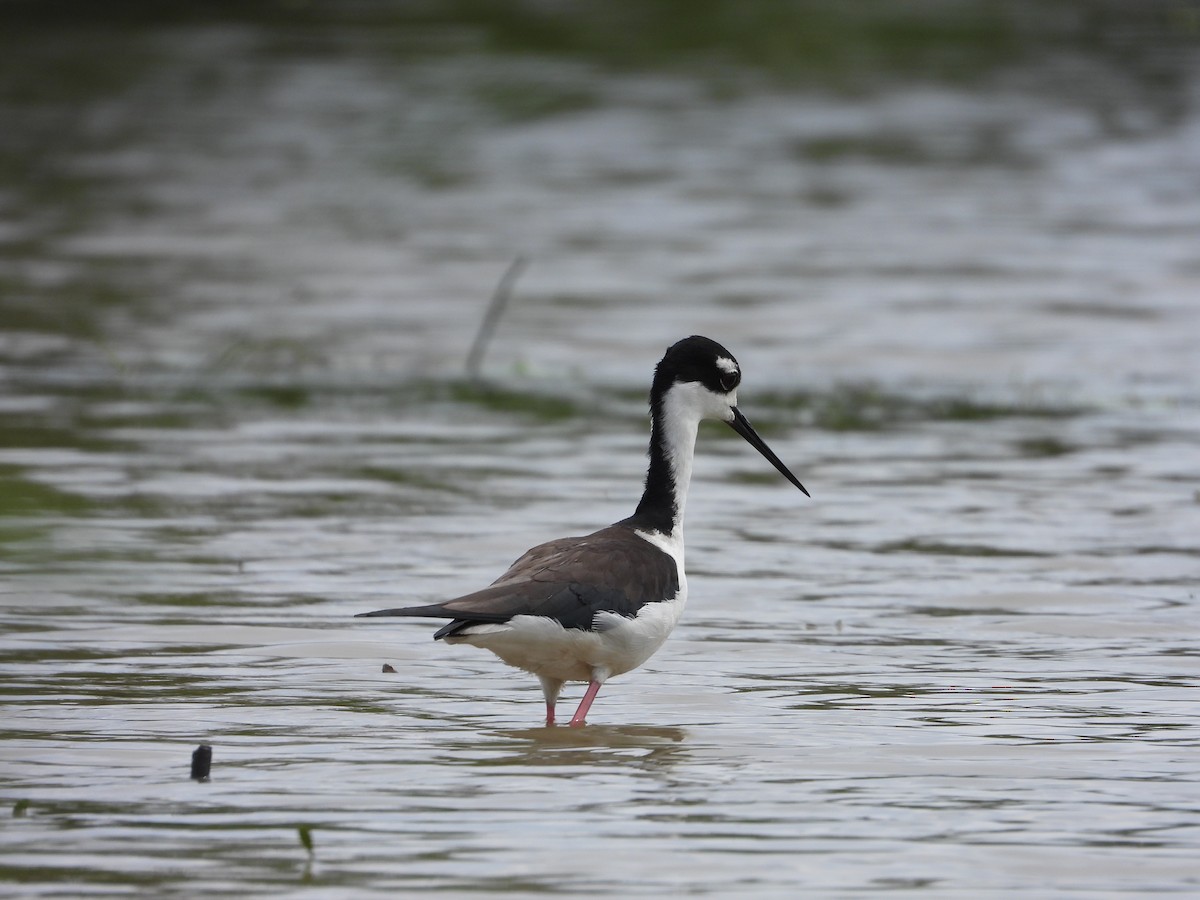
[[447, 591, 687, 684]]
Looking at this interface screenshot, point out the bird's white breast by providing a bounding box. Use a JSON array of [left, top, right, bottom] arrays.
[[449, 591, 686, 684]]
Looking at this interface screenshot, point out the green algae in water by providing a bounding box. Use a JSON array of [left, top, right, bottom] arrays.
[[446, 381, 585, 422], [0, 467, 93, 517], [755, 383, 1086, 431]]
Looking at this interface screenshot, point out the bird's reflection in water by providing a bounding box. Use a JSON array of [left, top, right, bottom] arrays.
[[479, 724, 689, 768]]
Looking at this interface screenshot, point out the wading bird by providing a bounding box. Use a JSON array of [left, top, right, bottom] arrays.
[[357, 336, 808, 726]]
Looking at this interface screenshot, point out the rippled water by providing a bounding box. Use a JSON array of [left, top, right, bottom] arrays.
[[3, 3, 1199, 896]]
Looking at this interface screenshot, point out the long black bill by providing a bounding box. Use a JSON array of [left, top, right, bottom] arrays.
[[728, 407, 810, 497]]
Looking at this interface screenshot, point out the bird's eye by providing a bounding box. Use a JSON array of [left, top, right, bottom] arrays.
[[720, 371, 739, 392]]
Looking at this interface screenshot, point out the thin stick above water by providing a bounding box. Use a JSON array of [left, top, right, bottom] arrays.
[[466, 256, 528, 381]]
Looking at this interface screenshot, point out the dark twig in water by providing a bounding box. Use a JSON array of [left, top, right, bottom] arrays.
[[191, 744, 212, 782], [466, 256, 528, 381]]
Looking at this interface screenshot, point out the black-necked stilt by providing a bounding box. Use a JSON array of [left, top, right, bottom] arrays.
[[357, 335, 808, 726]]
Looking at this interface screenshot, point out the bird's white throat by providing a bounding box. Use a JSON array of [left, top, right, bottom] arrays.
[[654, 380, 736, 537]]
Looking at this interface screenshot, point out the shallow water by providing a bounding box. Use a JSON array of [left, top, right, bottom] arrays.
[[2, 3, 1199, 896]]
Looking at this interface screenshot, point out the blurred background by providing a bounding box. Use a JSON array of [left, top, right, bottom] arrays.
[[2, 2, 1199, 896], [3, 0, 1198, 386]]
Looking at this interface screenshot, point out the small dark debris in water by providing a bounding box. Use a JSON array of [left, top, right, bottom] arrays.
[[382, 663, 396, 673], [298, 824, 314, 855], [12, 799, 30, 817], [191, 744, 212, 782]]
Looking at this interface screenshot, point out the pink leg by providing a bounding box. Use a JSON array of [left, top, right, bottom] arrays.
[[568, 680, 603, 727], [539, 677, 563, 727]]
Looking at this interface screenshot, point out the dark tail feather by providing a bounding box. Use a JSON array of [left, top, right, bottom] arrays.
[[355, 605, 474, 641], [356, 604, 505, 641], [354, 604, 449, 619], [433, 619, 472, 640]]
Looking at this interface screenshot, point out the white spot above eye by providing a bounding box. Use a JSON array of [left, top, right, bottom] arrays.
[[715, 356, 739, 375]]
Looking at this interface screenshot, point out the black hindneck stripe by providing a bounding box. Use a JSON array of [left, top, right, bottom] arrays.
[[629, 398, 679, 535]]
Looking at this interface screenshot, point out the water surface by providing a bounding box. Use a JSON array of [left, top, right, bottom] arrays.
[[2, 3, 1199, 896]]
